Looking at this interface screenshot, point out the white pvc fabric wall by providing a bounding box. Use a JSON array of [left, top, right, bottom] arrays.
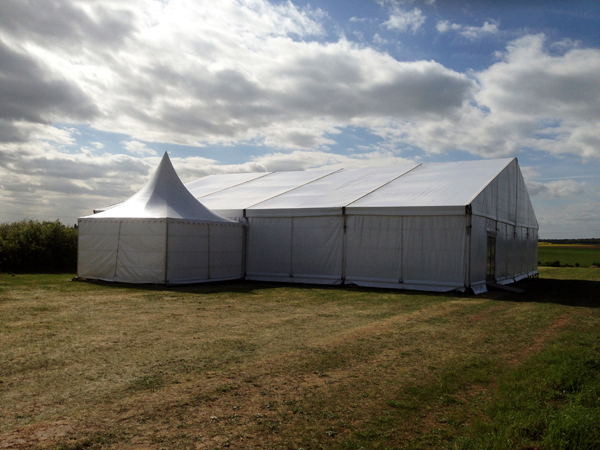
[[469, 215, 538, 289], [346, 215, 467, 291], [166, 222, 244, 283], [245, 214, 468, 291], [78, 218, 243, 284], [246, 216, 343, 284], [117, 220, 167, 283], [467, 158, 539, 288]]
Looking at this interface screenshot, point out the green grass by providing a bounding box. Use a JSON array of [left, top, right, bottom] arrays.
[[0, 271, 599, 449], [538, 244, 600, 267], [456, 325, 600, 450]]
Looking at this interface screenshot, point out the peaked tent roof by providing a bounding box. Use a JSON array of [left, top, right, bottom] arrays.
[[83, 152, 235, 222], [182, 158, 536, 227], [346, 158, 514, 211], [246, 164, 419, 217], [186, 172, 272, 198], [193, 168, 340, 217]]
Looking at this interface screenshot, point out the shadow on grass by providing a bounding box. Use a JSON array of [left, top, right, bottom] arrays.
[[73, 273, 600, 307], [488, 276, 600, 308], [72, 276, 461, 298]]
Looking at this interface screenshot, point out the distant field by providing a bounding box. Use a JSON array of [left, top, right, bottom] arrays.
[[1, 272, 599, 449], [538, 243, 600, 267]]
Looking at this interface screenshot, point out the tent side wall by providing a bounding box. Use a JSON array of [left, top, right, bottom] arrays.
[[78, 218, 168, 283], [78, 218, 121, 282], [245, 212, 468, 292], [114, 220, 167, 284], [469, 159, 539, 287], [246, 216, 343, 284], [167, 221, 210, 283], [166, 221, 244, 284], [206, 223, 244, 281], [345, 214, 467, 291]]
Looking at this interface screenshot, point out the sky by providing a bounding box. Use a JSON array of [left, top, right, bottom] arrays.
[[0, 0, 599, 238]]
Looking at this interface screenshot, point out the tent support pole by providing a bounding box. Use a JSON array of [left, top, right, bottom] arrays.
[[290, 218, 294, 278], [399, 216, 403, 284], [342, 207, 347, 284], [208, 225, 211, 280], [164, 220, 169, 285], [465, 205, 472, 290], [76, 219, 82, 278], [114, 221, 122, 282], [242, 210, 247, 279]]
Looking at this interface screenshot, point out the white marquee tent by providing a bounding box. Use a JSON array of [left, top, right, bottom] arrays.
[[78, 153, 243, 284], [184, 158, 538, 293]]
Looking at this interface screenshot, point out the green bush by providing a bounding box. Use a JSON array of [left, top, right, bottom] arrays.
[[0, 220, 78, 273], [543, 260, 562, 267]]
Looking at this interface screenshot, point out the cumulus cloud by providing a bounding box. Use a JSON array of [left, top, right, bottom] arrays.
[[0, 39, 98, 136], [384, 7, 426, 34], [0, 0, 599, 229], [0, 0, 473, 154], [368, 34, 600, 160], [436, 20, 499, 41], [0, 139, 154, 221], [372, 33, 389, 45], [527, 179, 585, 198], [0, 2, 598, 166], [252, 150, 415, 171], [122, 140, 157, 156]]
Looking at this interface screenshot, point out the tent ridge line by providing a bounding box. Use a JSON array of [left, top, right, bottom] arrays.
[[242, 168, 344, 212], [344, 163, 423, 208], [193, 171, 273, 198]]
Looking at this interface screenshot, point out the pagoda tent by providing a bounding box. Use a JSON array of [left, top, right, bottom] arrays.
[[77, 153, 243, 284]]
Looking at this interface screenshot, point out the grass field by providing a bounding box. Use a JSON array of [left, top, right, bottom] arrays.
[[538, 243, 600, 267], [1, 269, 599, 449]]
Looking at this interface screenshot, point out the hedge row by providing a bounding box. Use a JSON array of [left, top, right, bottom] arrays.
[[0, 220, 78, 273]]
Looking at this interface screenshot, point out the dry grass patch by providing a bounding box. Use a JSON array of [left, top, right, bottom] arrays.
[[1, 273, 598, 449]]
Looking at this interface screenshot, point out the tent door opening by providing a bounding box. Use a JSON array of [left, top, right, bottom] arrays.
[[486, 235, 496, 282]]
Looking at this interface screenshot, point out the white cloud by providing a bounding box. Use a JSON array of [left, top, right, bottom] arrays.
[[436, 20, 461, 33], [0, 0, 471, 153], [122, 140, 157, 156], [252, 150, 415, 171], [0, 0, 599, 237], [384, 7, 425, 34], [372, 33, 389, 45], [367, 34, 600, 160], [527, 179, 585, 198], [436, 20, 499, 41], [0, 141, 154, 222]]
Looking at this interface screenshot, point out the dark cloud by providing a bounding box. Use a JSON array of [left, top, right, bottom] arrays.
[[0, 39, 98, 131], [0, 151, 149, 181], [0, 0, 135, 51]]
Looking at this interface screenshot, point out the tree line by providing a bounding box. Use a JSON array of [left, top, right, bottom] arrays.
[[0, 220, 78, 273], [538, 238, 600, 245]]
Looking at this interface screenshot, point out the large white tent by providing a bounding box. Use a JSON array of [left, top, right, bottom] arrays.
[[78, 153, 243, 284], [184, 158, 538, 293], [86, 157, 537, 293]]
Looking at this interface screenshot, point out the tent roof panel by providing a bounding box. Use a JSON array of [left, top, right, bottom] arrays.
[[185, 172, 271, 198], [246, 164, 419, 214], [347, 158, 514, 210], [198, 169, 339, 211]]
